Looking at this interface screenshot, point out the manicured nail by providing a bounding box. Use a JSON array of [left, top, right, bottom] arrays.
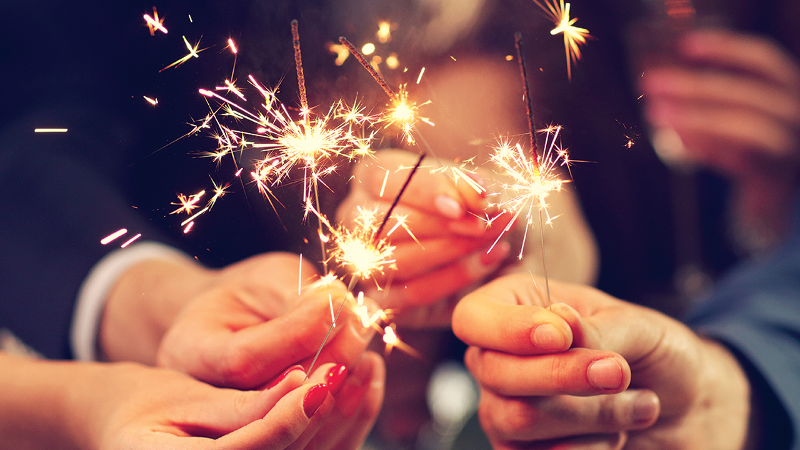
[[531, 323, 566, 351], [325, 364, 348, 394], [435, 195, 465, 219], [267, 365, 305, 389], [303, 383, 329, 418], [587, 359, 623, 390], [632, 392, 660, 424]]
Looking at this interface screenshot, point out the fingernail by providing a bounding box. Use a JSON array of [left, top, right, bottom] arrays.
[[325, 364, 348, 394], [587, 359, 623, 390], [632, 392, 660, 424], [531, 323, 566, 351], [303, 383, 329, 418], [435, 195, 465, 219], [267, 365, 305, 389]]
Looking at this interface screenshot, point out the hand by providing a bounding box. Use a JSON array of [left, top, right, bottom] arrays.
[[337, 149, 513, 325], [0, 351, 384, 450], [641, 29, 800, 246], [452, 274, 751, 449], [101, 252, 377, 389]]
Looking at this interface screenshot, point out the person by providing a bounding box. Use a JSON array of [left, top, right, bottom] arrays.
[[450, 27, 800, 449], [0, 2, 389, 448]]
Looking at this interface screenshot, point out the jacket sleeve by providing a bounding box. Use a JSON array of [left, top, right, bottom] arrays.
[[686, 195, 800, 449]]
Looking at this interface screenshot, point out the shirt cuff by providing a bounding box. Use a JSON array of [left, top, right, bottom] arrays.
[[71, 242, 192, 361]]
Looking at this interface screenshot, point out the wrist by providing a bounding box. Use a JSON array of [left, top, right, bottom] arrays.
[[696, 338, 752, 449], [99, 257, 219, 364], [0, 353, 93, 450]]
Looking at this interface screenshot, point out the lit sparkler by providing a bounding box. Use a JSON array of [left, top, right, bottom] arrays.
[[487, 33, 573, 305], [338, 37, 432, 146], [532, 0, 591, 80]]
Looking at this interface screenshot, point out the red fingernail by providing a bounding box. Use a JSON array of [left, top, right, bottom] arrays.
[[325, 364, 348, 394], [303, 383, 329, 418], [267, 365, 305, 389]]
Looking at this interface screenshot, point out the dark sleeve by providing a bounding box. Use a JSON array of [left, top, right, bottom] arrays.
[[686, 220, 800, 449], [0, 114, 169, 360]]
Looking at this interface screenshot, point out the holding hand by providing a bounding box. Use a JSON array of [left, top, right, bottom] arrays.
[[453, 274, 751, 449], [101, 252, 377, 389], [641, 29, 800, 248], [0, 351, 384, 450], [338, 149, 513, 325]]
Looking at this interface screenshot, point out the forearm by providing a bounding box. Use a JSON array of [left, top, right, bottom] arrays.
[[0, 352, 93, 450], [99, 258, 218, 364]]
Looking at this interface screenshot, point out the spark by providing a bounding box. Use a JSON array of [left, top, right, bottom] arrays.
[[144, 96, 158, 106], [488, 127, 570, 257], [322, 205, 397, 282], [170, 190, 205, 215], [34, 128, 68, 133], [227, 38, 238, 54], [120, 233, 142, 248], [160, 35, 205, 72], [101, 228, 128, 245], [215, 79, 246, 101], [144, 7, 167, 35], [532, 0, 591, 80]]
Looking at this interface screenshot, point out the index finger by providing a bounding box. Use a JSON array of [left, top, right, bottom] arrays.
[[452, 274, 580, 354]]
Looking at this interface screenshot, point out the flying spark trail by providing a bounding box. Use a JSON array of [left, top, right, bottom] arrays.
[[532, 0, 591, 80], [160, 35, 205, 72], [144, 7, 167, 35]]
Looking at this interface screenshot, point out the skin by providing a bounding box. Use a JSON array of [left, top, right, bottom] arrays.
[[92, 252, 386, 449], [452, 274, 751, 450], [0, 351, 384, 450], [100, 252, 377, 389], [640, 29, 800, 251]]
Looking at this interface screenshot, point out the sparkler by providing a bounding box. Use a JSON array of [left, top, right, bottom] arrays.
[[305, 153, 426, 376], [487, 33, 572, 306], [338, 37, 432, 146], [532, 0, 591, 80]]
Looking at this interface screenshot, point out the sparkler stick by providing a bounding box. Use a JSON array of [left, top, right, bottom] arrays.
[[305, 152, 426, 377], [514, 32, 551, 306], [338, 37, 397, 102], [515, 33, 540, 172], [291, 20, 310, 115]]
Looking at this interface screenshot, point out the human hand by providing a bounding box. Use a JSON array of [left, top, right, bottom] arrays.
[[641, 29, 800, 246], [452, 274, 751, 449], [101, 252, 377, 389], [337, 149, 513, 325], [0, 351, 384, 450]]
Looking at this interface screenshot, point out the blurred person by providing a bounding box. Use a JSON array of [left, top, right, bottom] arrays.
[[450, 25, 800, 450]]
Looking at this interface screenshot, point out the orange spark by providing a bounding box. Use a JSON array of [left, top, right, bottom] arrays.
[[532, 0, 591, 80], [144, 7, 167, 35]]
